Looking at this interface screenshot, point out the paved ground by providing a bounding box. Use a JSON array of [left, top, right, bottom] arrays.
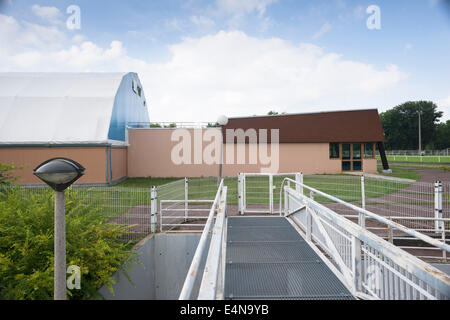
[[392, 166, 450, 183]]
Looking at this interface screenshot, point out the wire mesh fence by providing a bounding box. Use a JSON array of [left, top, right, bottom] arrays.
[[239, 173, 298, 214], [298, 174, 449, 234], [2, 184, 152, 243]]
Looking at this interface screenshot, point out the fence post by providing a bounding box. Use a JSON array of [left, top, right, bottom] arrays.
[[269, 174, 274, 214], [238, 173, 242, 215], [185, 178, 188, 222], [283, 186, 288, 217], [242, 173, 247, 213], [306, 206, 312, 242], [351, 236, 362, 293], [359, 175, 366, 228], [434, 181, 443, 233], [151, 186, 157, 233], [295, 172, 303, 195]]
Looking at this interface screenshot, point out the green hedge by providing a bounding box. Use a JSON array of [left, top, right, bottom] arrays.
[[0, 188, 136, 300]]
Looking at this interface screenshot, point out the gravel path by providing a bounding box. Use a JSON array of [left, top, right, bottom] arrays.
[[393, 166, 450, 183]]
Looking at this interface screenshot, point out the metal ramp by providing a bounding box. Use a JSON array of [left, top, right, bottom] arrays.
[[224, 217, 354, 300], [179, 178, 450, 300]]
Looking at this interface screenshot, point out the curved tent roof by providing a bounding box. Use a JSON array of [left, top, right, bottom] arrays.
[[0, 72, 149, 144]]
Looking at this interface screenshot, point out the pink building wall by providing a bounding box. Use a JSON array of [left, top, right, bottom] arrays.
[[127, 128, 378, 178]]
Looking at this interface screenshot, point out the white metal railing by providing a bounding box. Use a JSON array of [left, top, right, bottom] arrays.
[[293, 173, 449, 260], [382, 149, 450, 156], [179, 180, 227, 300], [159, 199, 213, 233], [280, 179, 450, 300], [238, 172, 301, 215], [127, 122, 214, 129]]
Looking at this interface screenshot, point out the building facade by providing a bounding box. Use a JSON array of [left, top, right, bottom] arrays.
[[0, 72, 149, 185], [0, 73, 389, 184]]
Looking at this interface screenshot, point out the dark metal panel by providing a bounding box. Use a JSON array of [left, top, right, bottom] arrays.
[[225, 217, 354, 300], [225, 262, 353, 300], [223, 109, 385, 143]]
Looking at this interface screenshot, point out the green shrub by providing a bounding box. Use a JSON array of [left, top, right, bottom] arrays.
[[0, 163, 22, 185], [0, 188, 136, 300]]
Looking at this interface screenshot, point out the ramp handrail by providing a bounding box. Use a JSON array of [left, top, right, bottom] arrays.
[[280, 179, 450, 299], [179, 180, 226, 300], [279, 178, 450, 253]]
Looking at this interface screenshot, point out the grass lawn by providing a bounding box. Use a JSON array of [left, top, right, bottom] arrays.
[[386, 163, 450, 172], [113, 174, 414, 206], [377, 155, 450, 164], [377, 166, 421, 180], [116, 177, 182, 188]]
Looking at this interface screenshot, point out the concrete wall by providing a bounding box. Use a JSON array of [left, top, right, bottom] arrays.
[[0, 146, 108, 184], [127, 128, 377, 177], [98, 233, 207, 300]]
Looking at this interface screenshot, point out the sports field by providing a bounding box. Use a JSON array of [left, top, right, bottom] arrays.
[[377, 155, 450, 163]]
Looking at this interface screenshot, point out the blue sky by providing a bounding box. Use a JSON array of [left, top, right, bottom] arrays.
[[1, 0, 449, 122]]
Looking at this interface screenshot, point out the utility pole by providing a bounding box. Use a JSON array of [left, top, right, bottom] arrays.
[[418, 110, 422, 156]]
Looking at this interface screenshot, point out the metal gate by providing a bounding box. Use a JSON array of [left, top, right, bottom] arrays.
[[238, 172, 301, 215]]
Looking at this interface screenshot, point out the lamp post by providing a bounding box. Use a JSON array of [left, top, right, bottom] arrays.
[[33, 158, 85, 300], [217, 115, 228, 186]]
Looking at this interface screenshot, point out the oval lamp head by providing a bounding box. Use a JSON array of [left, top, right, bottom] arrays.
[[217, 115, 228, 126], [34, 158, 85, 192]]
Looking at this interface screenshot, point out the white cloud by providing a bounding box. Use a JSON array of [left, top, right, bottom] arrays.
[[142, 31, 405, 121], [190, 15, 216, 28], [31, 4, 63, 25], [216, 0, 278, 18], [215, 0, 278, 29], [0, 14, 406, 123], [312, 22, 332, 39]]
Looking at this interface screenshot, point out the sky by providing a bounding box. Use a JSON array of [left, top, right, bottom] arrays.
[[1, 0, 450, 122]]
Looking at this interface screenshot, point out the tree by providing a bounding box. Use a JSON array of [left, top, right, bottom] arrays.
[[434, 120, 450, 150], [380, 101, 443, 150], [267, 111, 287, 115]]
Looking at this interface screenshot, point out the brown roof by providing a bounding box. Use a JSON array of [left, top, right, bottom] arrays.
[[223, 109, 385, 143]]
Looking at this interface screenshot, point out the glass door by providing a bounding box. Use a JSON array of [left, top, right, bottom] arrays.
[[342, 143, 351, 171]]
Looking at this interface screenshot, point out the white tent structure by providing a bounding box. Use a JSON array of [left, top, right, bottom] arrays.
[[0, 72, 150, 145]]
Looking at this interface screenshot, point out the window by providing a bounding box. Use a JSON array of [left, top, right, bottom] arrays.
[[342, 144, 351, 160], [342, 161, 351, 171], [329, 143, 340, 159], [137, 86, 142, 97], [353, 143, 361, 159], [353, 161, 362, 171], [132, 80, 137, 93], [364, 143, 374, 158]]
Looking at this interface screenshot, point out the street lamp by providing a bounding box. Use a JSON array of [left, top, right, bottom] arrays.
[[33, 158, 85, 300], [217, 115, 228, 185]]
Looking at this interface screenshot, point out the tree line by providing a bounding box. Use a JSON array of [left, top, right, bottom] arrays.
[[380, 101, 449, 151]]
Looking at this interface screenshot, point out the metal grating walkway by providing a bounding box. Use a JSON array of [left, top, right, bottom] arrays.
[[225, 217, 354, 300]]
